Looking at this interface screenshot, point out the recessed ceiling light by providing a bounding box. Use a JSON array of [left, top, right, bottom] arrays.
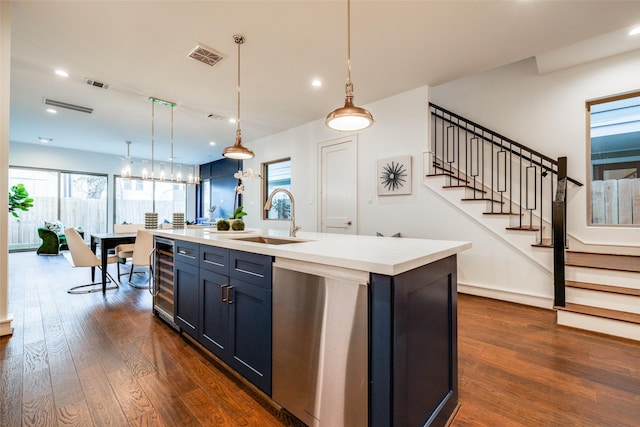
[[55, 69, 69, 77], [312, 79, 322, 87], [229, 118, 237, 124], [209, 141, 216, 146], [46, 108, 57, 114], [629, 27, 640, 36], [38, 137, 52, 143]]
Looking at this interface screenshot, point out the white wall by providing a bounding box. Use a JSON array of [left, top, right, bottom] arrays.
[[1, 1, 12, 336], [431, 51, 640, 247], [10, 141, 197, 227], [241, 86, 554, 306]]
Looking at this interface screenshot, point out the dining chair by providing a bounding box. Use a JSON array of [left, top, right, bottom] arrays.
[[64, 227, 120, 294], [113, 223, 144, 277], [123, 229, 154, 289]]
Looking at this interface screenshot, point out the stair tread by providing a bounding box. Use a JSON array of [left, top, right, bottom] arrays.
[[506, 225, 540, 231], [426, 173, 468, 182], [566, 280, 640, 297], [556, 303, 640, 325], [566, 251, 640, 273], [483, 212, 523, 216], [532, 238, 552, 248], [442, 185, 486, 193], [461, 198, 504, 203]]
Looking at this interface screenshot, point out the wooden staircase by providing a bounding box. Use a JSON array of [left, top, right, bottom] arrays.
[[556, 251, 640, 341], [428, 102, 640, 341], [429, 168, 640, 340]]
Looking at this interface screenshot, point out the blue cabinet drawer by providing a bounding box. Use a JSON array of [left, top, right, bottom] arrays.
[[229, 250, 273, 289], [175, 240, 199, 266], [200, 245, 229, 275]]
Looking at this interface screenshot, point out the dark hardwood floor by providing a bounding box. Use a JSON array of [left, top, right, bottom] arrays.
[[1, 251, 639, 426]]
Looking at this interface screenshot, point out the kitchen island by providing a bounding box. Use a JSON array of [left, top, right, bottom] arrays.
[[151, 228, 471, 427]]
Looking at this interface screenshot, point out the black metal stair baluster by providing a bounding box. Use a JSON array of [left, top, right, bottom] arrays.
[[539, 155, 544, 245], [497, 138, 506, 212], [550, 159, 555, 244], [432, 106, 436, 175], [509, 142, 513, 215], [519, 147, 523, 228]]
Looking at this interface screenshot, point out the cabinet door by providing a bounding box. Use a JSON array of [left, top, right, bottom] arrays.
[[174, 261, 199, 338], [228, 278, 272, 394], [200, 269, 230, 358]]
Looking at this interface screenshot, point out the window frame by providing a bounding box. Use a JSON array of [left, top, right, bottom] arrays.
[[586, 90, 640, 226], [261, 157, 292, 220]]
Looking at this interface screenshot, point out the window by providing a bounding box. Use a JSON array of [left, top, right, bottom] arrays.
[[202, 179, 211, 217], [9, 167, 107, 250], [588, 92, 640, 225], [262, 158, 291, 220], [60, 172, 108, 235], [114, 177, 187, 225]]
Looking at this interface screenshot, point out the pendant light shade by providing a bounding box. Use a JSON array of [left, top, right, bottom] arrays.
[[223, 35, 255, 160], [326, 0, 373, 132]]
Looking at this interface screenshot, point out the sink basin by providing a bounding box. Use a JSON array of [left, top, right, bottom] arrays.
[[232, 236, 308, 245]]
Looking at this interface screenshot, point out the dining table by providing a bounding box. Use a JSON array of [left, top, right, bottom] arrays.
[[90, 232, 137, 294]]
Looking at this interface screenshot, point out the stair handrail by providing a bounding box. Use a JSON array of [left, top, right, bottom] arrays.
[[429, 103, 583, 186]]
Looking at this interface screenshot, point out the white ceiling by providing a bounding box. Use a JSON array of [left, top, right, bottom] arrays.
[[9, 0, 640, 166]]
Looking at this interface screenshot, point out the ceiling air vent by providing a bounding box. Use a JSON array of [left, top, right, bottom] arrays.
[[84, 78, 110, 90], [188, 44, 224, 67], [43, 98, 94, 114], [207, 113, 225, 120]]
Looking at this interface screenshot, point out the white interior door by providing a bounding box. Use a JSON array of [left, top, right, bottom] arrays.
[[319, 137, 357, 234]]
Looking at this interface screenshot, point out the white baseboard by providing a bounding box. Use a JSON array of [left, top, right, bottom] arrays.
[[0, 313, 14, 337], [457, 283, 553, 309]]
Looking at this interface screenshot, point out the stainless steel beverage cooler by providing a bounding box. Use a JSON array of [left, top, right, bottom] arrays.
[[150, 236, 178, 329]]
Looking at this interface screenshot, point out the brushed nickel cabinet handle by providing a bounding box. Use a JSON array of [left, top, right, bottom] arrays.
[[220, 284, 228, 303], [226, 286, 233, 305]]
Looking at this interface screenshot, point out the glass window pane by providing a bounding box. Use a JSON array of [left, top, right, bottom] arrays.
[[263, 159, 291, 220], [115, 177, 188, 227], [60, 173, 107, 236], [115, 177, 154, 225], [588, 93, 640, 225], [154, 181, 187, 224], [203, 179, 211, 217], [9, 168, 58, 250]]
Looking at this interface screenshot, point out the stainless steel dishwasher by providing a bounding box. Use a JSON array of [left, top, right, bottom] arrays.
[[272, 258, 368, 427]]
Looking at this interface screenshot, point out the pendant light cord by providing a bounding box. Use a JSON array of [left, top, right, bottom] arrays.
[[345, 0, 353, 96], [236, 35, 243, 138], [151, 101, 155, 178], [170, 106, 174, 179]]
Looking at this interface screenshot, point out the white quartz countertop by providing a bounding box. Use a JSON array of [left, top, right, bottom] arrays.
[[152, 228, 471, 276]]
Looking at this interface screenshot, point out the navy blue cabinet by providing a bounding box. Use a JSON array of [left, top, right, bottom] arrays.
[[227, 276, 272, 393], [173, 240, 273, 395], [202, 246, 272, 394]]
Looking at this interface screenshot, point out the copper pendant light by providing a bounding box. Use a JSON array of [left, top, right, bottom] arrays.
[[223, 34, 255, 160], [326, 0, 373, 132]]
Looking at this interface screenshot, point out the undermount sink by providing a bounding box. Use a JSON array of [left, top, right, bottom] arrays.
[[232, 236, 309, 245]]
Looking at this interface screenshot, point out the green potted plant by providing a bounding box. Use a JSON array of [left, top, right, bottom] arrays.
[[216, 219, 230, 231], [8, 183, 34, 219], [230, 206, 247, 230]]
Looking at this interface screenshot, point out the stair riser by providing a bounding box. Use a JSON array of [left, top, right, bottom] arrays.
[[565, 288, 640, 315], [566, 268, 640, 289], [566, 252, 640, 273], [557, 310, 640, 341]]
